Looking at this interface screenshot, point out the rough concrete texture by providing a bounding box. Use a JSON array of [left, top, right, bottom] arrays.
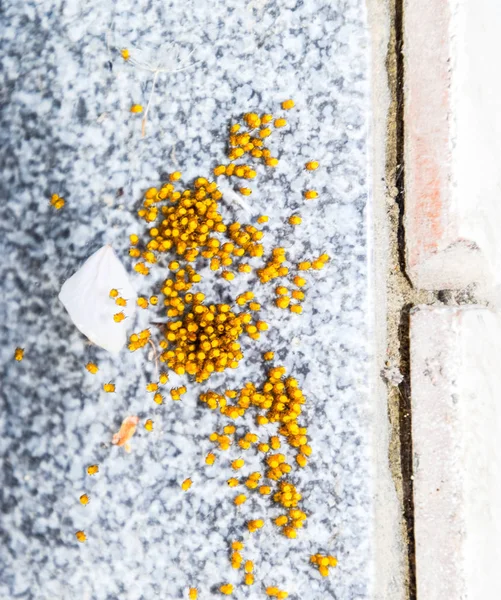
[[367, 0, 407, 597], [411, 306, 501, 600]]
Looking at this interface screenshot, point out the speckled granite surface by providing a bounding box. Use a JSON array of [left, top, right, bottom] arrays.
[[0, 1, 371, 599]]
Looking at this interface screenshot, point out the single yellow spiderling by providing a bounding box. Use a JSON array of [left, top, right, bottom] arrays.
[[259, 485, 272, 495], [260, 127, 272, 138], [79, 494, 89, 505], [134, 262, 150, 275], [288, 215, 302, 226], [275, 296, 290, 310], [221, 270, 235, 281], [146, 382, 158, 392], [239, 187, 252, 196], [277, 592, 289, 600], [328, 555, 338, 567], [144, 419, 154, 432], [159, 372, 169, 385], [270, 436, 281, 450], [219, 584, 233, 595], [257, 215, 269, 224], [293, 275, 307, 287], [319, 565, 329, 577], [129, 233, 139, 245], [121, 48, 130, 60], [227, 477, 239, 487], [281, 99, 295, 110], [188, 588, 198, 600], [181, 478, 193, 491], [244, 573, 254, 586], [137, 297, 149, 309], [130, 104, 143, 113], [214, 165, 226, 176], [109, 288, 119, 298], [263, 351, 274, 361], [170, 171, 182, 182], [205, 452, 216, 466], [153, 393, 163, 405], [274, 118, 287, 128], [149, 296, 158, 305], [231, 540, 244, 551], [304, 189, 318, 200], [266, 587, 279, 596], [14, 347, 24, 361], [85, 362, 98, 374], [247, 519, 264, 532], [292, 289, 305, 301], [265, 157, 279, 168], [87, 464, 99, 476], [113, 311, 125, 323], [298, 261, 312, 271], [50, 193, 65, 210], [103, 383, 115, 393], [75, 530, 87, 543], [290, 304, 303, 315], [231, 458, 245, 470], [244, 560, 254, 573], [234, 494, 247, 506], [305, 160, 319, 170], [296, 454, 307, 467], [275, 286, 288, 296]]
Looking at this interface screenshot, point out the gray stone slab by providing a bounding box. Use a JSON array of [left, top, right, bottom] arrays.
[[0, 1, 375, 598]]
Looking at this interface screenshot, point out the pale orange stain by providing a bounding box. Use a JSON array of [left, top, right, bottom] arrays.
[[112, 416, 140, 450], [412, 146, 444, 257], [405, 0, 451, 270]]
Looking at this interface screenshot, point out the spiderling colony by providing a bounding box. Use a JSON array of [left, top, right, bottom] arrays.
[[17, 82, 338, 597]]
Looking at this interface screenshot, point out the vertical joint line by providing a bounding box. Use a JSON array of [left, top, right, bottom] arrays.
[[394, 2, 417, 599]]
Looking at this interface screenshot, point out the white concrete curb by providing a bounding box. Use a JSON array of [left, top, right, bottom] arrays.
[[411, 306, 501, 600], [403, 0, 501, 290]]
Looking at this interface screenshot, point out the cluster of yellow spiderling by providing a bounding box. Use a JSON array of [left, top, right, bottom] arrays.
[[256, 247, 289, 284], [219, 583, 234, 596], [157, 295, 267, 382], [127, 328, 152, 352], [273, 482, 306, 539], [209, 430, 233, 451], [50, 193, 65, 210], [310, 553, 338, 577], [298, 253, 330, 272], [199, 365, 310, 540], [266, 586, 289, 599], [218, 101, 295, 172], [264, 250, 330, 315], [227, 540, 255, 586]]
